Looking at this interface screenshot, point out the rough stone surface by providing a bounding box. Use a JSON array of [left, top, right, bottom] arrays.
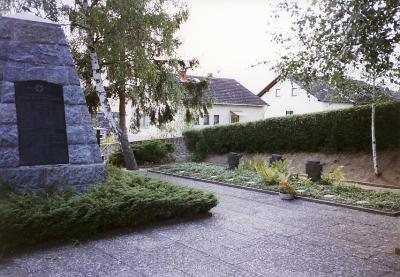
[[44, 164, 106, 189], [6, 41, 74, 66], [0, 103, 17, 124], [0, 81, 15, 103], [0, 125, 18, 147], [1, 174, 399, 277], [65, 104, 92, 125], [67, 125, 98, 145], [0, 164, 105, 191], [0, 147, 19, 167], [6, 18, 68, 45], [68, 144, 99, 164], [0, 16, 105, 191], [3, 62, 80, 85], [0, 19, 11, 39], [63, 85, 87, 105]]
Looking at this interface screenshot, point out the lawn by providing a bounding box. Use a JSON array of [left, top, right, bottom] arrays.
[[158, 162, 400, 213], [0, 166, 217, 252]]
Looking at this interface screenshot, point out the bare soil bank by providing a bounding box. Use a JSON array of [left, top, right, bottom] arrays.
[[205, 149, 400, 188]]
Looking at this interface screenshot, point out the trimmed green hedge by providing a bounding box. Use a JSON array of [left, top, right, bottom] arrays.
[[0, 166, 217, 252], [183, 101, 400, 159], [109, 140, 175, 166]]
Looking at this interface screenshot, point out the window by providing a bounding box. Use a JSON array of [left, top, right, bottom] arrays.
[[286, 110, 294, 116], [203, 115, 209, 125], [275, 89, 281, 97], [231, 114, 239, 123], [140, 116, 149, 128], [291, 87, 297, 96], [214, 115, 220, 125]]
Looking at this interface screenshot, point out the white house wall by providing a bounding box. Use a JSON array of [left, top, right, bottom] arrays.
[[261, 79, 353, 118], [195, 104, 267, 126], [108, 100, 266, 141]]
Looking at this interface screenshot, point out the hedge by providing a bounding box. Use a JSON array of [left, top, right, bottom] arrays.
[[183, 101, 400, 159], [109, 140, 175, 167], [0, 166, 217, 252]]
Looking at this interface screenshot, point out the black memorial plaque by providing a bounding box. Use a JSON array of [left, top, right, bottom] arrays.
[[15, 81, 69, 166]]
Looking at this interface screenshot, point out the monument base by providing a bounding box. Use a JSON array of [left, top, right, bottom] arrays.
[[0, 164, 106, 192]]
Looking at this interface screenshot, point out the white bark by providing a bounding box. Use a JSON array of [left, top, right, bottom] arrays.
[[82, 0, 138, 170], [89, 52, 138, 170], [371, 76, 379, 176]]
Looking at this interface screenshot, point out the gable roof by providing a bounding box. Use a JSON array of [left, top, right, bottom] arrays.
[[258, 77, 400, 104], [188, 76, 268, 106]]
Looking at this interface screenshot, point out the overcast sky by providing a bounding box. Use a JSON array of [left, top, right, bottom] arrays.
[[5, 0, 290, 94], [177, 0, 289, 94]]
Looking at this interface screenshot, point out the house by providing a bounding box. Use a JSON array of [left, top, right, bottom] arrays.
[[98, 76, 268, 141], [258, 78, 354, 118], [188, 76, 268, 127]]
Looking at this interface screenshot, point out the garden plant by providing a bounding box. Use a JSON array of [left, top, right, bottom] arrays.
[[158, 160, 400, 212], [109, 140, 175, 167], [0, 166, 217, 253]]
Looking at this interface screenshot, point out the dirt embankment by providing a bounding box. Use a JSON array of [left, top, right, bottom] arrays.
[[205, 149, 400, 188]]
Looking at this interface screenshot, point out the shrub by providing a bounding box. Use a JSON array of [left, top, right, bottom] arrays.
[[320, 167, 345, 188], [271, 159, 290, 175], [109, 140, 175, 167], [237, 155, 266, 172], [183, 101, 400, 158], [0, 166, 217, 251], [255, 159, 290, 186]]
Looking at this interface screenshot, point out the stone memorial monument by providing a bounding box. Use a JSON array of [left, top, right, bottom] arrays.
[[0, 13, 106, 192]]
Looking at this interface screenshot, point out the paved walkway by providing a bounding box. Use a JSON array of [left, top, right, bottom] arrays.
[[1, 173, 399, 277]]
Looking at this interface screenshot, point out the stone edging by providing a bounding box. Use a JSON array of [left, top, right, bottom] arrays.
[[148, 169, 400, 217]]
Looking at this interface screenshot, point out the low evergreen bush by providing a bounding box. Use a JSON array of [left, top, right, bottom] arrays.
[[109, 140, 175, 166], [0, 166, 217, 251], [183, 101, 400, 159]]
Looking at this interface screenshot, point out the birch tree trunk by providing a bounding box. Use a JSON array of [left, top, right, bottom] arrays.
[[371, 76, 379, 176], [82, 0, 138, 170], [89, 52, 138, 170]]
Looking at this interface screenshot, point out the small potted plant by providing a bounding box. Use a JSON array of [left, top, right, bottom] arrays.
[[278, 173, 296, 200]]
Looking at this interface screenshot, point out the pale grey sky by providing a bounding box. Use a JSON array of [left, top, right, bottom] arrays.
[[7, 0, 290, 94], [177, 0, 289, 94]]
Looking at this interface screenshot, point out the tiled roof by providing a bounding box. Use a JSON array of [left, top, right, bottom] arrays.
[[188, 76, 268, 106]]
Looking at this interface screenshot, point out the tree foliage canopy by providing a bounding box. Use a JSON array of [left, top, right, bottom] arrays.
[[273, 0, 400, 99], [0, 0, 60, 21], [69, 0, 209, 130]]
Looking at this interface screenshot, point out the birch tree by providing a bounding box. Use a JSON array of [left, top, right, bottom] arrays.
[[68, 0, 137, 169], [272, 0, 400, 176], [70, 0, 209, 136]]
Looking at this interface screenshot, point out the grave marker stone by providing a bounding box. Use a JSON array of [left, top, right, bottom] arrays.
[[0, 13, 105, 192]]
